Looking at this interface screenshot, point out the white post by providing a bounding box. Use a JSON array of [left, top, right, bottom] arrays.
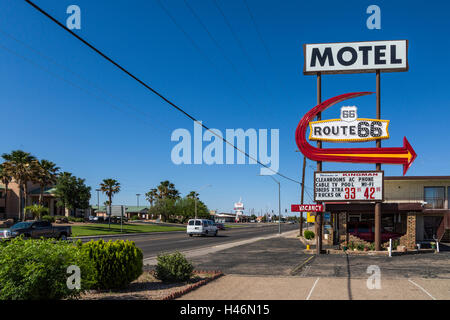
[[436, 241, 440, 253], [388, 238, 392, 257]]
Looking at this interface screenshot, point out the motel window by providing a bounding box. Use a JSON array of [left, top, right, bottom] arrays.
[[424, 187, 445, 209]]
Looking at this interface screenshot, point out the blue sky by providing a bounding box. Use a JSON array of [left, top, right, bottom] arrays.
[[1, 0, 449, 215]]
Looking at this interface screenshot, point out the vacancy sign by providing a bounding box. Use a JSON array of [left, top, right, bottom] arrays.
[[291, 204, 324, 212], [314, 171, 384, 202], [304, 40, 408, 75]]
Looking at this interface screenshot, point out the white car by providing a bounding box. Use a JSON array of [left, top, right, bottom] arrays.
[[187, 219, 218, 237]]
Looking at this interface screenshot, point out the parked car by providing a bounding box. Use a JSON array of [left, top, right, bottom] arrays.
[[1, 220, 72, 240], [215, 222, 225, 230], [348, 221, 402, 242], [88, 215, 99, 222], [187, 219, 218, 237]]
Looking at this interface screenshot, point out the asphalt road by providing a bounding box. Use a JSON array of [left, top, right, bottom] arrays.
[[84, 223, 299, 259]]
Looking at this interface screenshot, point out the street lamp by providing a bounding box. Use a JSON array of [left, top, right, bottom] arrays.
[[95, 189, 101, 217], [136, 194, 141, 208], [194, 185, 212, 219], [258, 175, 281, 234]]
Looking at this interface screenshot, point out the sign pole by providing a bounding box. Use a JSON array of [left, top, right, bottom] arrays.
[[375, 70, 382, 251], [300, 156, 306, 237], [316, 72, 323, 254]]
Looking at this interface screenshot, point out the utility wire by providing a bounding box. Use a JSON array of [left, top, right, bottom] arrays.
[[182, 0, 255, 99], [0, 40, 168, 139], [24, 0, 301, 184], [154, 0, 254, 111], [211, 0, 276, 106], [0, 28, 172, 134]]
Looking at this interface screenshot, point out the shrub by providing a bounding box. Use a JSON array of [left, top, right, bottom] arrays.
[[155, 251, 194, 282], [357, 243, 365, 251], [0, 237, 95, 300], [81, 239, 143, 290], [130, 215, 140, 221], [304, 230, 315, 240], [41, 215, 55, 223]]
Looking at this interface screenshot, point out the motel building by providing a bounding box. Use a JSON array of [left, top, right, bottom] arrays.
[[321, 176, 450, 250], [0, 180, 70, 220]]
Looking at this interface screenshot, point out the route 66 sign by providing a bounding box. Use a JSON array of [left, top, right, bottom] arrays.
[[309, 106, 389, 143]]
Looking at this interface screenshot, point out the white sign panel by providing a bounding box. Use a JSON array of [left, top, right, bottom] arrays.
[[314, 171, 384, 202], [309, 106, 389, 142], [304, 40, 408, 74], [106, 205, 125, 217]]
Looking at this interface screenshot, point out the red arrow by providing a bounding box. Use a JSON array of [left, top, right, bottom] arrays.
[[295, 92, 417, 175]]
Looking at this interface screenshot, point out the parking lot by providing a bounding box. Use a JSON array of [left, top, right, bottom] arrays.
[[182, 234, 450, 300]]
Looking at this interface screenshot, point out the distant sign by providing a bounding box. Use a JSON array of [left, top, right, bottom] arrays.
[[304, 40, 408, 75], [291, 204, 324, 212], [314, 171, 384, 202]]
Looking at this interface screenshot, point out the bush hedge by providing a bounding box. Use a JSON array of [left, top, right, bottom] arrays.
[[41, 215, 55, 223], [81, 239, 143, 290], [304, 230, 315, 240], [155, 251, 194, 282], [0, 237, 95, 300]]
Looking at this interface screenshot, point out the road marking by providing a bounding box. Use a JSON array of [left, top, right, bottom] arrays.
[[306, 277, 320, 300], [408, 279, 436, 300]]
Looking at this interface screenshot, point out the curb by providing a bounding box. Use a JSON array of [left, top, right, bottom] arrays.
[[161, 271, 224, 300]]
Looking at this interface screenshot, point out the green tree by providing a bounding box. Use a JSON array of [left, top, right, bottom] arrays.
[[100, 179, 120, 207], [34, 160, 60, 206], [0, 164, 12, 219], [145, 188, 158, 206], [54, 172, 91, 216], [1, 150, 37, 221], [24, 204, 49, 220], [156, 180, 180, 200], [149, 198, 176, 222], [186, 191, 199, 200]]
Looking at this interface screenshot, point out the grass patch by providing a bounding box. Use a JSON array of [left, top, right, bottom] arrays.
[[224, 224, 247, 228], [71, 223, 185, 237]]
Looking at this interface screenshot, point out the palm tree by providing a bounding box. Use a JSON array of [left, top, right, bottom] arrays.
[[35, 160, 60, 206], [0, 164, 12, 219], [24, 204, 49, 220], [100, 179, 121, 208], [156, 180, 180, 200], [187, 191, 200, 200], [145, 188, 158, 206], [1, 150, 37, 221]]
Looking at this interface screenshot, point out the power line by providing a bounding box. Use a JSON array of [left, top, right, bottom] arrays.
[[0, 28, 172, 134], [182, 0, 254, 97], [154, 0, 254, 111], [24, 0, 301, 184], [211, 0, 276, 105], [0, 40, 168, 139]]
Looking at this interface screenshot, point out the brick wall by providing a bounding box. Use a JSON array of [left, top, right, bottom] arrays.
[[399, 213, 416, 250]]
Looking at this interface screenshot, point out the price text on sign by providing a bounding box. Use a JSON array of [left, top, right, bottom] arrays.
[[314, 171, 384, 202], [291, 204, 324, 212]]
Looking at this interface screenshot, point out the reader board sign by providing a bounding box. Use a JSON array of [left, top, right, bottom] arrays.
[[106, 205, 125, 217], [314, 171, 384, 202], [303, 40, 408, 75], [291, 204, 324, 212]]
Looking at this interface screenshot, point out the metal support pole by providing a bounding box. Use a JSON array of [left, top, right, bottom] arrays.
[[316, 72, 323, 254], [278, 181, 281, 235], [300, 156, 306, 237], [375, 70, 382, 251]]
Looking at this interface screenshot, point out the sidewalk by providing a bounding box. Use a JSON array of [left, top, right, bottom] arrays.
[[178, 275, 449, 300]]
